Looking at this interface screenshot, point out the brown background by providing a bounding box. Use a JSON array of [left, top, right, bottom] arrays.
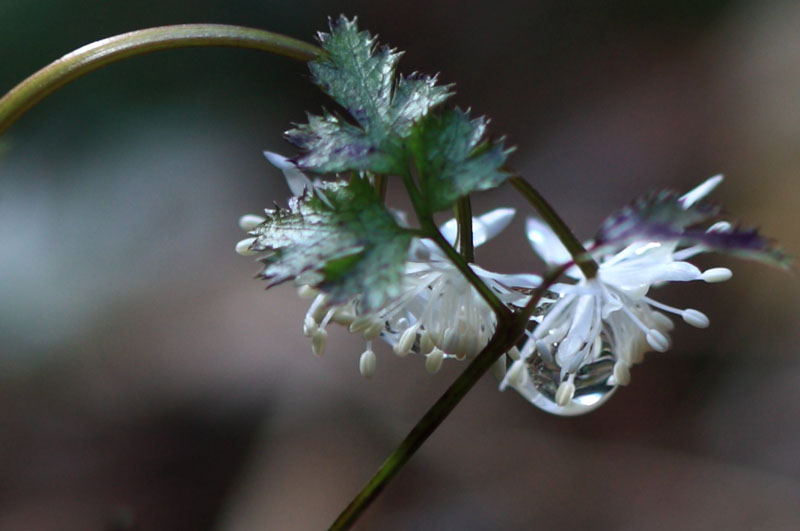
[[1, 1, 799, 529]]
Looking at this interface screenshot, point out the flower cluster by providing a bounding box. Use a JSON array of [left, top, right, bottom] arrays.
[[237, 153, 535, 377], [239, 157, 787, 415]]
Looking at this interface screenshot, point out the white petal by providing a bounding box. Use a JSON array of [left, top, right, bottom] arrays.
[[264, 151, 314, 197], [472, 208, 516, 247], [612, 361, 631, 386], [601, 260, 702, 295], [469, 264, 542, 289], [679, 174, 723, 208], [438, 207, 515, 249], [525, 217, 573, 267]]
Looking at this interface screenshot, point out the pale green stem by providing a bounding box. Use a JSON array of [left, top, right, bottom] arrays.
[[0, 24, 322, 135]]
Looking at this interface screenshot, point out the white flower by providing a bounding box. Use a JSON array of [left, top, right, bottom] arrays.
[[501, 176, 734, 415], [300, 207, 535, 377], [237, 152, 534, 377]]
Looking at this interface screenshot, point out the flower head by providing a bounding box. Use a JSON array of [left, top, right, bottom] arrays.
[[501, 176, 755, 415]]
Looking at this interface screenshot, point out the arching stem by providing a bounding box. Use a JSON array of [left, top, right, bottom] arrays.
[[0, 24, 322, 135]]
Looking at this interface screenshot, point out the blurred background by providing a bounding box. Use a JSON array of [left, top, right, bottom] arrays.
[[1, 1, 799, 529]]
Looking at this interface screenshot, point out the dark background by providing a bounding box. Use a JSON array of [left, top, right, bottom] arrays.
[[1, 1, 799, 529]]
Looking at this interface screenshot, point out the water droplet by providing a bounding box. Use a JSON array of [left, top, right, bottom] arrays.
[[524, 350, 617, 416]]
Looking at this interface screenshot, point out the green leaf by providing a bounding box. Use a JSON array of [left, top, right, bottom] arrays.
[[246, 177, 412, 310], [409, 108, 512, 213], [286, 16, 452, 174]]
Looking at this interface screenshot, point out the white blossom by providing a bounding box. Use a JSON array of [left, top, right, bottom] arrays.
[[501, 176, 734, 415], [300, 207, 535, 376], [237, 152, 534, 377]]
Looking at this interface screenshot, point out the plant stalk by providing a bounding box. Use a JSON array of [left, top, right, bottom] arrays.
[[454, 196, 475, 262], [0, 24, 322, 135], [509, 175, 599, 279], [329, 262, 569, 530]]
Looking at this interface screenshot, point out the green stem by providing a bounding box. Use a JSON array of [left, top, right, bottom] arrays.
[[329, 261, 568, 530], [455, 196, 475, 262], [509, 175, 599, 279], [373, 174, 388, 203], [399, 167, 507, 320], [0, 24, 322, 135]]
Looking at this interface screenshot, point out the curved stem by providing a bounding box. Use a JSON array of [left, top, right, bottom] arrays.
[[0, 24, 322, 135], [329, 263, 568, 530], [509, 175, 599, 279]]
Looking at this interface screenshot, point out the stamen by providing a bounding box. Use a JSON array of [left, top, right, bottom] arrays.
[[702, 268, 732, 283], [425, 348, 444, 374], [620, 304, 670, 352], [235, 237, 258, 256], [303, 316, 317, 337], [363, 321, 384, 341], [349, 316, 376, 334], [297, 285, 318, 299], [238, 214, 266, 231], [394, 324, 419, 356], [645, 329, 670, 352], [420, 330, 435, 354], [312, 328, 327, 356], [642, 297, 709, 327], [681, 308, 710, 328], [359, 348, 377, 378], [555, 374, 576, 407]]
